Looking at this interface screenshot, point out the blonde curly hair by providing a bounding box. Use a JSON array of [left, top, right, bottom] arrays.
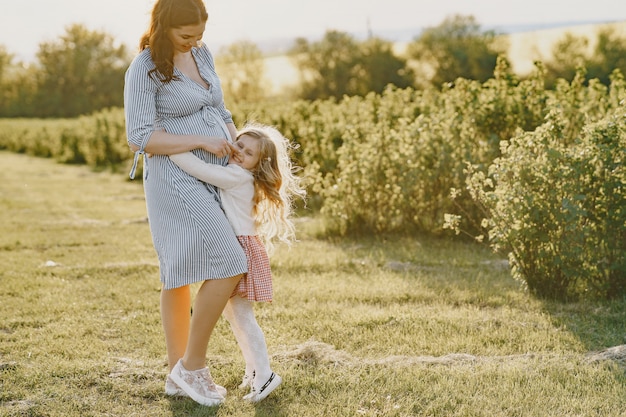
[[236, 122, 306, 253]]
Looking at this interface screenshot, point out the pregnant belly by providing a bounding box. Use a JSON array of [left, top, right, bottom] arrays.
[[161, 107, 228, 137]]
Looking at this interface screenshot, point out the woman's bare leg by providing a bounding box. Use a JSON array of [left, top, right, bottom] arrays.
[[161, 285, 191, 371], [182, 274, 242, 370]]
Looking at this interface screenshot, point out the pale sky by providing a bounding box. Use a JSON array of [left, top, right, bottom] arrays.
[[1, 0, 625, 62]]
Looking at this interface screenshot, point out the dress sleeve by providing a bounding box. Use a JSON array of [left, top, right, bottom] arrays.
[[170, 152, 243, 189], [124, 52, 160, 150], [123, 52, 160, 179]]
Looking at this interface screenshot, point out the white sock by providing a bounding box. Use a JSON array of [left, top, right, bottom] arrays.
[[223, 296, 272, 385]]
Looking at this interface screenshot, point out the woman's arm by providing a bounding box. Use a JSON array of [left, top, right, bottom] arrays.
[[226, 122, 238, 142], [124, 52, 236, 158]]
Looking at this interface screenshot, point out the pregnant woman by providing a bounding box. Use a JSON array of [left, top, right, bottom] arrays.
[[123, 0, 247, 406]]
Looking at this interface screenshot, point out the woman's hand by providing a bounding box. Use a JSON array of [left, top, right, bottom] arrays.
[[201, 136, 240, 159]]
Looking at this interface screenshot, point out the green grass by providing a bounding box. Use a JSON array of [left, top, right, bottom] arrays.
[[1, 151, 625, 417]]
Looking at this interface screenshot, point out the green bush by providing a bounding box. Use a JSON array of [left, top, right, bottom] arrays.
[[0, 108, 129, 170], [465, 108, 625, 300], [319, 60, 551, 235]]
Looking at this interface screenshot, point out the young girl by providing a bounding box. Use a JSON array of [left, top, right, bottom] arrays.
[[170, 122, 305, 403]]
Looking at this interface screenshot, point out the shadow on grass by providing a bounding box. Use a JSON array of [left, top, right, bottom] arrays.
[[541, 297, 626, 352], [336, 233, 626, 367]]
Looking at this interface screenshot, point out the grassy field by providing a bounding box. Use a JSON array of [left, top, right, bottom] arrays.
[[0, 151, 625, 417]]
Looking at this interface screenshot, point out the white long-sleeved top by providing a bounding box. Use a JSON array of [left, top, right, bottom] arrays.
[[170, 152, 256, 236]]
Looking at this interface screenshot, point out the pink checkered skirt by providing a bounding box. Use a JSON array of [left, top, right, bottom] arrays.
[[232, 235, 273, 302]]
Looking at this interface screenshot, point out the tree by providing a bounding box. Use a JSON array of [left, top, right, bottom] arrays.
[[542, 27, 626, 89], [290, 30, 362, 100], [543, 33, 589, 88], [407, 14, 505, 87], [356, 37, 415, 95], [34, 24, 130, 117], [289, 30, 414, 100], [0, 46, 39, 117], [216, 40, 267, 103], [0, 46, 14, 115], [586, 27, 626, 86]]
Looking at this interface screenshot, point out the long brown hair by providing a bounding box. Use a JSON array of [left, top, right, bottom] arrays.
[[139, 0, 208, 82]]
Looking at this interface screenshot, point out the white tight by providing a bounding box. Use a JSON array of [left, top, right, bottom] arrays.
[[222, 295, 272, 385]]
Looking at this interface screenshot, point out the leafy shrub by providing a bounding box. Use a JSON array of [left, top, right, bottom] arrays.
[[464, 108, 625, 300], [319, 60, 551, 235], [0, 108, 129, 170]]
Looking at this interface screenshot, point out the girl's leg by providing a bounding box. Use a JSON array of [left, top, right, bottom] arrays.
[[223, 296, 255, 385], [223, 296, 272, 385], [182, 275, 242, 370], [160, 285, 191, 371]]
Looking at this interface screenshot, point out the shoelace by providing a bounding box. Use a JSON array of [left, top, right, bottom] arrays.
[[192, 369, 218, 391], [252, 372, 275, 394]]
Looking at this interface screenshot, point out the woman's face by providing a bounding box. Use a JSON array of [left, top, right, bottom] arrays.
[[168, 22, 206, 54], [230, 135, 261, 171]]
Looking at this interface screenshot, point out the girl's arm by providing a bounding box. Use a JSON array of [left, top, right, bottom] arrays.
[[138, 130, 236, 157], [169, 152, 243, 189]]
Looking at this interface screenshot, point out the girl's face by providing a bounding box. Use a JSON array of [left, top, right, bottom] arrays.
[[168, 22, 206, 54], [230, 134, 261, 171]]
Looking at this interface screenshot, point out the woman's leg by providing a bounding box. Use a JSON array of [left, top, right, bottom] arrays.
[[161, 285, 191, 371], [182, 275, 242, 370]]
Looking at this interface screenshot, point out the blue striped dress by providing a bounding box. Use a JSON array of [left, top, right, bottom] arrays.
[[124, 45, 247, 289]]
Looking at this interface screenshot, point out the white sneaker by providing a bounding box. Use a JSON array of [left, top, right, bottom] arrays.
[[165, 375, 187, 396], [165, 374, 227, 398], [244, 372, 282, 403], [169, 359, 225, 406]]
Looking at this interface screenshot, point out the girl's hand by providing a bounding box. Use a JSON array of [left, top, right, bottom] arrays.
[[202, 136, 235, 158], [228, 142, 241, 160]]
